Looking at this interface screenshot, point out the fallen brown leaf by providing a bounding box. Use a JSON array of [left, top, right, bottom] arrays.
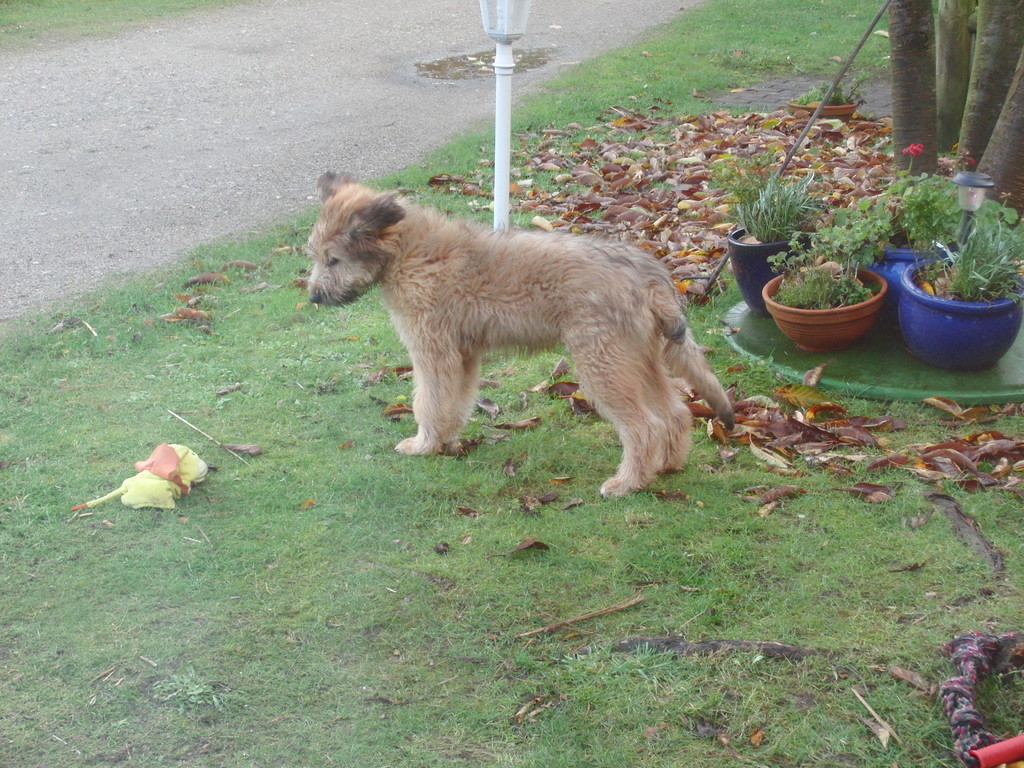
[[476, 398, 501, 418], [494, 417, 542, 430], [838, 482, 895, 503], [383, 403, 414, 420], [491, 537, 550, 557], [740, 484, 806, 504], [221, 443, 262, 456], [184, 272, 228, 286], [889, 561, 927, 573], [774, 384, 830, 408], [890, 666, 935, 696], [802, 362, 830, 386], [216, 383, 243, 396], [922, 396, 990, 422], [547, 381, 581, 397], [161, 307, 213, 323]]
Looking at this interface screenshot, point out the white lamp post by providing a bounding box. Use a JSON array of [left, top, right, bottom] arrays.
[[479, 0, 532, 231], [951, 170, 995, 244]]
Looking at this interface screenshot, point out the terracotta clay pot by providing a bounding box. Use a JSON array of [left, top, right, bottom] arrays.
[[786, 101, 858, 121], [762, 269, 888, 352]]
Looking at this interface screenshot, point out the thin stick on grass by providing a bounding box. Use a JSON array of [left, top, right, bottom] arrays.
[[195, 525, 213, 547], [852, 686, 903, 745], [167, 409, 250, 464], [515, 592, 645, 639], [90, 665, 117, 684]]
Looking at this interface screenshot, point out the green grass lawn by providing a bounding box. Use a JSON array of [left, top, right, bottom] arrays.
[[0, 0, 248, 44], [3, 1, 1023, 766]]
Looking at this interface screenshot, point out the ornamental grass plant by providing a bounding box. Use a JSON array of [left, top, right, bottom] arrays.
[[713, 156, 821, 244], [922, 207, 1024, 303], [792, 70, 869, 106]]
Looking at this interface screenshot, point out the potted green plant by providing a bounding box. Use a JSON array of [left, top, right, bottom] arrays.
[[899, 205, 1024, 370], [869, 152, 962, 316], [786, 72, 868, 121], [716, 156, 821, 317], [761, 205, 889, 352]]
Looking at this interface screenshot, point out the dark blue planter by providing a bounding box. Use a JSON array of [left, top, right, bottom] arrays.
[[898, 266, 1024, 371], [727, 229, 787, 318], [870, 245, 932, 322]]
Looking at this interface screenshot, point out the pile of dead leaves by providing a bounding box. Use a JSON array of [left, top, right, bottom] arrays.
[[717, 385, 1024, 512], [431, 107, 959, 301]]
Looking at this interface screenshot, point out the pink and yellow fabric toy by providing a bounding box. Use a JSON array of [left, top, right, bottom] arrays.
[[71, 443, 208, 511]]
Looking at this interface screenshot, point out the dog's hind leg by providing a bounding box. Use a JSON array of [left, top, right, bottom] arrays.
[[396, 348, 481, 456], [646, 367, 693, 476], [661, 319, 734, 430], [570, 340, 667, 497]]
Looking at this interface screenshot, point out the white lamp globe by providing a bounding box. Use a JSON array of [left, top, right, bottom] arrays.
[[951, 171, 995, 213], [479, 0, 532, 43]]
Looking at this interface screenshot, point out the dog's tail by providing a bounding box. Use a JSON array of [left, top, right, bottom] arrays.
[[663, 313, 735, 430]]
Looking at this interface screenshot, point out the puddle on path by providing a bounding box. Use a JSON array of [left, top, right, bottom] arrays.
[[416, 48, 552, 80]]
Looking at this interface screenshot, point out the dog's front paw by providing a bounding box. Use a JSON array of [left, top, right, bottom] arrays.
[[395, 436, 437, 455], [599, 476, 640, 498]]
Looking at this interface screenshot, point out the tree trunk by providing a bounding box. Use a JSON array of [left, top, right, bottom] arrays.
[[957, 0, 1024, 167], [888, 0, 939, 172], [979, 46, 1024, 213], [935, 0, 975, 153]]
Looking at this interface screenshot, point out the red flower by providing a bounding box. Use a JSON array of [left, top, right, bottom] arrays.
[[902, 143, 924, 157]]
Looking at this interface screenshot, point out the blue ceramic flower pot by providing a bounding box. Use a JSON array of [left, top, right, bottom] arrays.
[[870, 245, 933, 322], [898, 266, 1023, 371], [727, 229, 787, 318]]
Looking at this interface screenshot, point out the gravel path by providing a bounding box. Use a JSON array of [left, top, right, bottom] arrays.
[[0, 0, 691, 322]]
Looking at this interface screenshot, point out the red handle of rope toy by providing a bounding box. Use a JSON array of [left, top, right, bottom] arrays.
[[970, 733, 1024, 768]]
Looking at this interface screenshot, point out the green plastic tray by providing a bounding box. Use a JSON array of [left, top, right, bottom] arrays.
[[723, 302, 1024, 405]]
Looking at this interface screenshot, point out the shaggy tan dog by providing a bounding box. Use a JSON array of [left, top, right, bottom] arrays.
[[306, 173, 733, 496]]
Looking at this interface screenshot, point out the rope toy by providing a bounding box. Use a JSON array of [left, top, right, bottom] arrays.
[[940, 631, 1024, 768]]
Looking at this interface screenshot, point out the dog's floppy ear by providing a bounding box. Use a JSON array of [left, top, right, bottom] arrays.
[[348, 195, 405, 253], [316, 172, 356, 202], [361, 195, 406, 232]]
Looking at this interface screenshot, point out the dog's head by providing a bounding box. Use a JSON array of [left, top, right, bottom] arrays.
[[306, 173, 406, 306]]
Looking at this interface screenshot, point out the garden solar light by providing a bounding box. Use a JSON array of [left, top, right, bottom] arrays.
[[479, 0, 532, 231], [951, 170, 995, 244]]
